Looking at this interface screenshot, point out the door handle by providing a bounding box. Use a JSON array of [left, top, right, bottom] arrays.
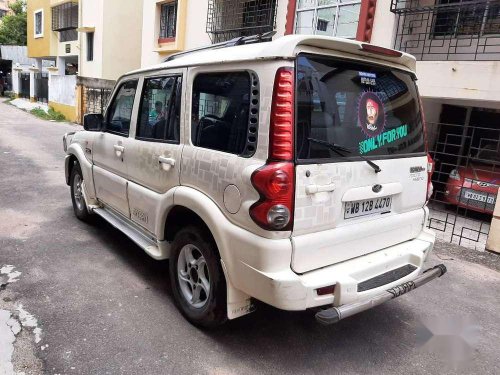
[[306, 183, 336, 195], [158, 156, 175, 171], [113, 144, 125, 158]]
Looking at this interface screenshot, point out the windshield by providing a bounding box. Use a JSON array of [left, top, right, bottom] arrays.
[[296, 54, 426, 160]]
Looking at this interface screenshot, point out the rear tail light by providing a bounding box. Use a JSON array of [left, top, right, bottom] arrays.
[[250, 67, 295, 231], [427, 153, 434, 201], [251, 162, 294, 230], [269, 67, 294, 161]]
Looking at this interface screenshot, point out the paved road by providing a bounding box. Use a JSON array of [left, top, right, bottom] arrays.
[[0, 101, 499, 375]]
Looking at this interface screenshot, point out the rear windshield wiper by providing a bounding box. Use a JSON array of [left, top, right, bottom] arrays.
[[307, 137, 382, 173]]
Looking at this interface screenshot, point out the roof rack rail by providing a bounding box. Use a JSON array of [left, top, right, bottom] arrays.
[[163, 31, 276, 62]]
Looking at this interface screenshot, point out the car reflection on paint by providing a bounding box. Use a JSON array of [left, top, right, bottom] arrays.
[[444, 143, 500, 214]]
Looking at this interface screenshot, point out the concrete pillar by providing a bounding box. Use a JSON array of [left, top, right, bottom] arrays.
[[56, 56, 66, 76], [47, 66, 59, 106], [486, 187, 500, 254], [29, 63, 40, 102], [12, 66, 22, 96]]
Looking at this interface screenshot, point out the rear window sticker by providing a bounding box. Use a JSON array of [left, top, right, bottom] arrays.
[[359, 124, 409, 155], [358, 91, 386, 137], [359, 72, 377, 86]]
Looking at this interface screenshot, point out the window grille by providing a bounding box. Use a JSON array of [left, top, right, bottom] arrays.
[[160, 2, 177, 39], [391, 0, 500, 61], [206, 0, 277, 43], [60, 29, 78, 42], [52, 2, 78, 31]]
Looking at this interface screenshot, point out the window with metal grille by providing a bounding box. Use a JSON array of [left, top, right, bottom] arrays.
[[0, 9, 7, 19], [432, 0, 500, 37], [159, 2, 177, 39], [87, 32, 94, 62], [206, 0, 277, 43], [52, 2, 78, 31], [60, 29, 78, 42]]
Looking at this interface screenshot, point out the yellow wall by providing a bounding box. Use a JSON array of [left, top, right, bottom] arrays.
[[27, 0, 55, 58], [27, 0, 80, 58], [49, 101, 77, 122]]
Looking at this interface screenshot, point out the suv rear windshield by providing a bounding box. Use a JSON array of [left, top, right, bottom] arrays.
[[296, 54, 425, 161]]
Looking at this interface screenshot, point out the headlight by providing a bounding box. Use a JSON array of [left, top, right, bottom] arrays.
[[449, 169, 461, 181]]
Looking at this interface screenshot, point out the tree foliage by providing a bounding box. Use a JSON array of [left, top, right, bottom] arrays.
[[0, 1, 27, 46]]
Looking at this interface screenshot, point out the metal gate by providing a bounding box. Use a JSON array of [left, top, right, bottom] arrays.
[[18, 73, 30, 99], [83, 87, 112, 115], [427, 119, 499, 250], [35, 72, 48, 103]]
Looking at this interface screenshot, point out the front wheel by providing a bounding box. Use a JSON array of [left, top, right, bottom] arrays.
[[169, 226, 227, 328], [70, 163, 92, 222]]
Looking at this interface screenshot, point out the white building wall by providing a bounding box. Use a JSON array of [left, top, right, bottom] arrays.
[[49, 74, 76, 106], [370, 0, 396, 48], [417, 61, 500, 104], [141, 0, 289, 69], [101, 0, 143, 80], [79, 0, 104, 79], [184, 0, 212, 51]]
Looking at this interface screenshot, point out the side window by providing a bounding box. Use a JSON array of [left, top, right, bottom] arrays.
[[136, 76, 180, 142], [106, 80, 138, 136], [191, 72, 258, 156]]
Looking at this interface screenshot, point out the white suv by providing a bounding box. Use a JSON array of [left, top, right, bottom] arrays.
[[63, 35, 446, 327]]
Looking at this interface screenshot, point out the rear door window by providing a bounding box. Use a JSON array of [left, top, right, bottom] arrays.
[[296, 54, 425, 161], [191, 72, 258, 157]]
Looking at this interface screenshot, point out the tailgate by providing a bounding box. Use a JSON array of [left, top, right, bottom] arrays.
[[292, 53, 428, 273]]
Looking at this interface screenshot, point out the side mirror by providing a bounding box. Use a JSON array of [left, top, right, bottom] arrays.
[[83, 113, 103, 131]]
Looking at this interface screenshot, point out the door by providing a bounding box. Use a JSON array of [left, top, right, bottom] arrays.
[[93, 79, 139, 217], [292, 54, 429, 273], [125, 72, 184, 234]]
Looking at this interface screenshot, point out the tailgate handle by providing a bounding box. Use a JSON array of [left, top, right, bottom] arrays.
[[306, 183, 336, 195]]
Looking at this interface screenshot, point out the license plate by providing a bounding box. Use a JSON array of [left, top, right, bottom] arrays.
[[464, 191, 495, 204], [344, 197, 392, 219]]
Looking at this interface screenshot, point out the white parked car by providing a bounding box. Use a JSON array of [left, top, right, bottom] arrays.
[[63, 35, 446, 327]]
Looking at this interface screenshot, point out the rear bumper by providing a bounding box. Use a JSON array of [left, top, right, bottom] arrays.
[[315, 264, 446, 324], [235, 228, 436, 311]]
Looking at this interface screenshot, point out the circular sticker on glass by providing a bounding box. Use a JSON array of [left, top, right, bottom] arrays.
[[358, 92, 386, 137]]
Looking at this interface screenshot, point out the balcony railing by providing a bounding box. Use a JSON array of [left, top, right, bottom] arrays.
[[206, 0, 277, 43], [391, 0, 500, 61], [52, 2, 78, 32]]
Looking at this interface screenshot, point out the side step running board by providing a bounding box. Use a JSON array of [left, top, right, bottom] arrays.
[[315, 264, 447, 325], [93, 207, 170, 260]]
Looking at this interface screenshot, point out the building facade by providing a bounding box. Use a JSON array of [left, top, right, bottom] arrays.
[[76, 0, 143, 122], [23, 0, 79, 120], [0, 0, 15, 19], [140, 0, 375, 68]]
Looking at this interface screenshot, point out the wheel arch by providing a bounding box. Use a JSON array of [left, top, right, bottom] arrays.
[[164, 186, 254, 319], [66, 143, 96, 200], [65, 154, 78, 186]]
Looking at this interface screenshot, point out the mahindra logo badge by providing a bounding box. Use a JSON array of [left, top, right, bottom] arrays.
[[410, 166, 426, 173], [372, 184, 382, 193]]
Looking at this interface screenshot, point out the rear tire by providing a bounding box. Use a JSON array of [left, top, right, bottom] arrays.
[[169, 226, 227, 328], [70, 163, 92, 222]]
